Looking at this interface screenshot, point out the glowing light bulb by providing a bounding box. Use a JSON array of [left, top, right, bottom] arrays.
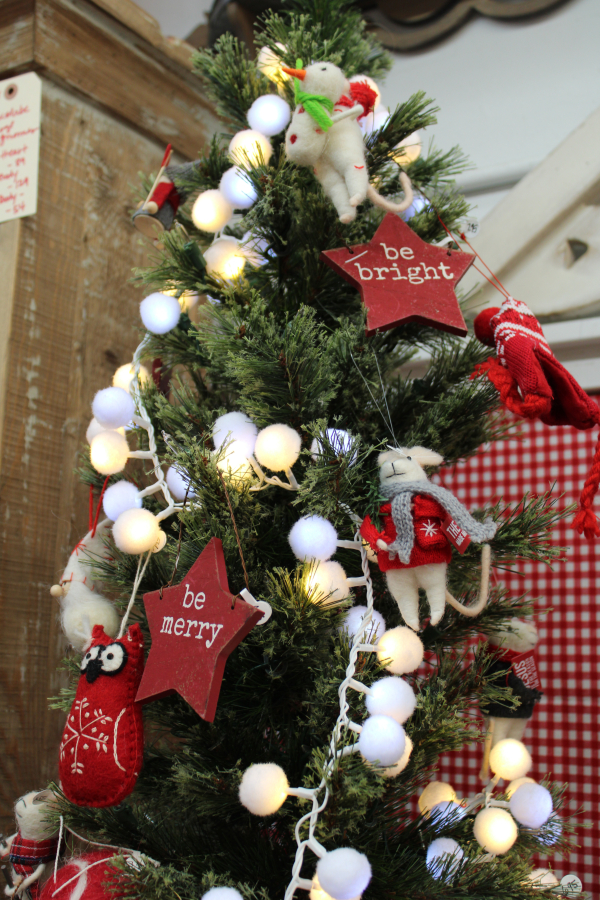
[[90, 431, 129, 475], [489, 739, 532, 781], [254, 423, 301, 471], [113, 363, 151, 393], [349, 74, 381, 109], [228, 129, 273, 167], [219, 167, 258, 210], [392, 131, 422, 166], [191, 189, 233, 233], [306, 561, 349, 605], [213, 411, 258, 457], [239, 763, 289, 815], [361, 107, 390, 136], [380, 733, 413, 778], [247, 94, 291, 136], [310, 875, 361, 900], [204, 237, 246, 281], [86, 418, 124, 444], [527, 869, 559, 889], [140, 292, 181, 334], [241, 231, 270, 267], [418, 781, 456, 816], [376, 626, 424, 674], [112, 508, 163, 555], [473, 807, 518, 855], [257, 44, 289, 83], [216, 445, 254, 479]]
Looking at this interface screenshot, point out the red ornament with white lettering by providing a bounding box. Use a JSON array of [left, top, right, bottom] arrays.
[[321, 214, 473, 336], [136, 538, 263, 722]]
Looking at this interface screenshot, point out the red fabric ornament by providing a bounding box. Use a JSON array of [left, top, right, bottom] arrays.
[[321, 213, 473, 336], [59, 625, 144, 808], [360, 496, 452, 571], [136, 538, 263, 722], [40, 852, 121, 900], [335, 82, 378, 119], [473, 297, 600, 538]]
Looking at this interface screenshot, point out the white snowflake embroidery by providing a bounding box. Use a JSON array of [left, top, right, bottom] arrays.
[[59, 699, 113, 775], [419, 519, 438, 538]]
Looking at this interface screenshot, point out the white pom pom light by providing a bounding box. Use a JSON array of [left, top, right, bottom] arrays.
[[113, 508, 163, 555], [202, 889, 243, 900], [426, 837, 463, 881], [257, 44, 289, 82], [310, 429, 357, 465], [473, 807, 518, 854], [213, 411, 258, 459], [307, 561, 349, 604], [316, 848, 372, 900], [113, 363, 150, 393], [255, 423, 301, 471], [506, 776, 536, 798], [377, 626, 424, 674], [358, 715, 405, 767], [247, 94, 291, 136], [509, 782, 553, 828], [204, 237, 246, 280], [219, 167, 258, 209], [191, 189, 233, 233], [239, 763, 289, 816], [289, 516, 338, 561], [381, 733, 413, 778], [86, 418, 124, 445], [418, 781, 456, 815], [166, 465, 196, 501], [140, 292, 181, 334], [430, 800, 466, 826], [527, 869, 559, 889], [92, 387, 135, 430], [229, 130, 273, 167], [392, 131, 422, 166], [90, 431, 129, 475], [103, 481, 141, 521], [489, 739, 532, 781], [365, 677, 415, 724], [340, 606, 385, 642], [242, 231, 270, 267]]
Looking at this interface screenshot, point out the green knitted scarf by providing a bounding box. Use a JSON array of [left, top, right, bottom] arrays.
[[293, 58, 334, 132]]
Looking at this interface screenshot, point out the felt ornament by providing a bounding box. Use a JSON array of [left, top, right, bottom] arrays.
[[360, 446, 496, 631], [473, 297, 600, 538], [59, 624, 144, 808], [282, 61, 413, 224], [136, 538, 263, 721], [132, 144, 196, 240], [50, 519, 119, 653], [39, 852, 121, 900], [479, 618, 542, 780], [321, 214, 473, 337], [0, 790, 62, 900]]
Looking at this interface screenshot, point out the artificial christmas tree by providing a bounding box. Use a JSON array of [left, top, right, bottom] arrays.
[[38, 1, 587, 897]]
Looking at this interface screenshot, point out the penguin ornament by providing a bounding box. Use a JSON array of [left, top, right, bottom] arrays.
[[282, 61, 413, 224]]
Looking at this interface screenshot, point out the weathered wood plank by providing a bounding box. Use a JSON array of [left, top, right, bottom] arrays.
[[34, 0, 219, 160], [0, 77, 173, 828], [0, 0, 35, 74]]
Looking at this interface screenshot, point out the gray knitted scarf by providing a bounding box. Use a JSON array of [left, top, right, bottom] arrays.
[[380, 480, 497, 564]]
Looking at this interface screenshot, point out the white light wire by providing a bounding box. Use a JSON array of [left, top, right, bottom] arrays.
[[284, 530, 377, 900]]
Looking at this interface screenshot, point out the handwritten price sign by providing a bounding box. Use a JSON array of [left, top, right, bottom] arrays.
[[0, 72, 41, 224]]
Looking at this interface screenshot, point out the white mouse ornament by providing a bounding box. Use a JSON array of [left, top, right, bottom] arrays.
[[479, 618, 542, 779], [361, 447, 497, 631], [0, 790, 62, 899], [282, 60, 413, 224]]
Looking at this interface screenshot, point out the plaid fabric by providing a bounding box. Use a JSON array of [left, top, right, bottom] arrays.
[[9, 832, 58, 867], [421, 397, 600, 893]]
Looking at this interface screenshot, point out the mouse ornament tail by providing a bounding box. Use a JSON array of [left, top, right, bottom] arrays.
[[366, 172, 413, 214], [444, 543, 492, 617]]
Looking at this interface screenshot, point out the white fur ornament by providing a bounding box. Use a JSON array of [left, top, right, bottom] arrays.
[[365, 676, 415, 724], [316, 848, 372, 900], [239, 763, 289, 815], [289, 515, 338, 561], [509, 782, 553, 828], [102, 480, 142, 521], [92, 386, 134, 430], [282, 61, 413, 224]]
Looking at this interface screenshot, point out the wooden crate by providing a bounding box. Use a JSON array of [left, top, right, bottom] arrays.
[[0, 0, 218, 828]]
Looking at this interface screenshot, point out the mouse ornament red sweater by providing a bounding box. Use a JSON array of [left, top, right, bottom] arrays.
[[474, 297, 600, 539]]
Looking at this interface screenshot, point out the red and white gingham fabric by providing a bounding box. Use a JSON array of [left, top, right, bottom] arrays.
[[427, 398, 600, 892]]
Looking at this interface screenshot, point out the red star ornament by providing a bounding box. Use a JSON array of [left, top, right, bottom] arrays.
[[321, 213, 474, 336], [136, 538, 262, 721]]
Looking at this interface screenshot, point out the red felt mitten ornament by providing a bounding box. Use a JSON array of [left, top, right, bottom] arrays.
[[59, 624, 144, 808], [474, 297, 600, 538], [40, 852, 121, 900]]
